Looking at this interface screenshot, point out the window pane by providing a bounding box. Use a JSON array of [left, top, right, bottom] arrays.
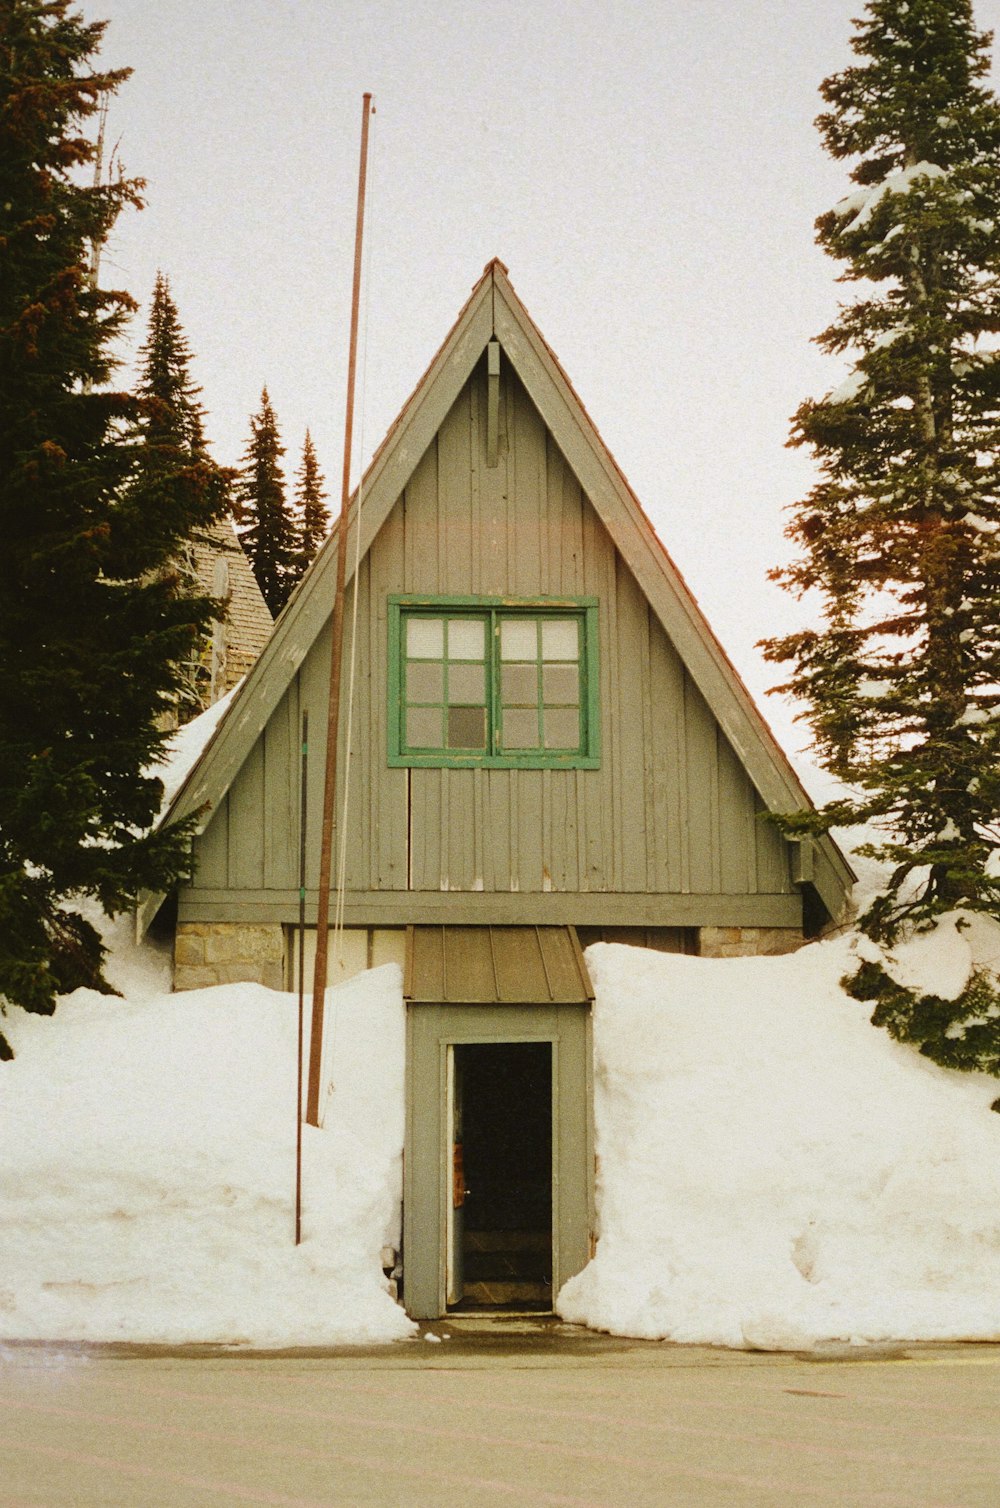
[[543, 664, 579, 705], [407, 662, 443, 702], [502, 708, 540, 748], [501, 663, 537, 705], [447, 705, 486, 749], [407, 617, 444, 658], [543, 707, 580, 750], [500, 619, 537, 660], [542, 619, 579, 660], [407, 706, 442, 748], [448, 618, 485, 661], [447, 663, 485, 704]]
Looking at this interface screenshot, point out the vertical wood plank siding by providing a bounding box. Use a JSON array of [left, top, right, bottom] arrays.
[[190, 359, 792, 903]]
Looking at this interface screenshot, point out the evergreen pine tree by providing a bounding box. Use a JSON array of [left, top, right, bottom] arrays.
[[135, 271, 207, 455], [763, 0, 1000, 1079], [236, 388, 295, 614], [0, 3, 228, 1054], [290, 428, 330, 584], [134, 272, 234, 716]]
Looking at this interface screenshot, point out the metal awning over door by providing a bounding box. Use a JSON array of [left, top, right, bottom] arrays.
[[404, 925, 593, 1005]]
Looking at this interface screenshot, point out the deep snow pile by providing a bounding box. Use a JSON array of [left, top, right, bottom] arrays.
[[0, 965, 413, 1346], [558, 928, 1000, 1350]]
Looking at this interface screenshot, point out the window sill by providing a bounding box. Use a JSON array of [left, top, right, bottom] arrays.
[[388, 753, 601, 771]]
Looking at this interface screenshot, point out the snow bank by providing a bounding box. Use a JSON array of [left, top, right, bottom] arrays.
[[558, 935, 1000, 1350], [155, 688, 237, 812], [0, 967, 413, 1346]]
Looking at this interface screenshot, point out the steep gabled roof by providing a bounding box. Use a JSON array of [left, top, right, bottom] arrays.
[[142, 260, 853, 934]]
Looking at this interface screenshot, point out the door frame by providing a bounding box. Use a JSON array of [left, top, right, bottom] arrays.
[[403, 1002, 594, 1320]]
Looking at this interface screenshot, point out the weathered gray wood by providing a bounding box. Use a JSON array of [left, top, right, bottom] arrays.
[[486, 339, 500, 469], [516, 770, 545, 893], [469, 366, 484, 597], [263, 685, 296, 889], [579, 491, 608, 891], [405, 438, 440, 595], [511, 377, 548, 596], [487, 769, 511, 891], [192, 799, 228, 889], [683, 676, 718, 894], [478, 370, 508, 596], [649, 628, 685, 894], [791, 839, 815, 886], [755, 794, 792, 893], [368, 500, 408, 890], [718, 733, 756, 895], [437, 383, 473, 594], [227, 738, 264, 889], [339, 577, 368, 893], [299, 626, 332, 892], [179, 888, 803, 928], [615, 555, 649, 893]]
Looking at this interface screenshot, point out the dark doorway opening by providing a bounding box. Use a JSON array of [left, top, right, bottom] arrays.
[[449, 1042, 552, 1310]]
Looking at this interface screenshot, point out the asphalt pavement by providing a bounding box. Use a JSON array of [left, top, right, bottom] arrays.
[[2, 1316, 999, 1506]]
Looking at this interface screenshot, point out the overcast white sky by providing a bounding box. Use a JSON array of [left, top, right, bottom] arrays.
[[94, 0, 1000, 757]]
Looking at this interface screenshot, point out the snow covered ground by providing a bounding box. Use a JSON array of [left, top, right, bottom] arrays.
[[0, 944, 413, 1347], [559, 926, 1000, 1350]]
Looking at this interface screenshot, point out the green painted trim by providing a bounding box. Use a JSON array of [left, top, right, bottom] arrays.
[[387, 595, 600, 770]]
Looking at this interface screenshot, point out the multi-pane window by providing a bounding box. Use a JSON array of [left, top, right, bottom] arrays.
[[388, 597, 599, 768]]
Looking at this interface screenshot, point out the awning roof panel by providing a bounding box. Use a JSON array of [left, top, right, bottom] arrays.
[[404, 925, 593, 1005]]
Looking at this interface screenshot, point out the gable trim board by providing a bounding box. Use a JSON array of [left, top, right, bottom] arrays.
[[141, 259, 852, 937]]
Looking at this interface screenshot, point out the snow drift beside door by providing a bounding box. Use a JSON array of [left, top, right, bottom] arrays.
[[558, 936, 1000, 1350]]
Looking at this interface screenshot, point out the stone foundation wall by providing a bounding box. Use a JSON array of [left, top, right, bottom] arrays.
[[174, 922, 285, 991], [698, 926, 804, 959]]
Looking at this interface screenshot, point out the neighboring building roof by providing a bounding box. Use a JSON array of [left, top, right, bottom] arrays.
[[143, 260, 853, 933], [181, 520, 273, 708]]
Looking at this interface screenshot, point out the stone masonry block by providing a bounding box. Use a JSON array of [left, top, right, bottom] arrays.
[[174, 922, 284, 991], [699, 926, 803, 959], [174, 963, 224, 992], [174, 932, 205, 968], [203, 924, 283, 966]]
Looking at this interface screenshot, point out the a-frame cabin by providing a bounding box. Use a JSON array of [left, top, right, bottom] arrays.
[[147, 260, 853, 1318]]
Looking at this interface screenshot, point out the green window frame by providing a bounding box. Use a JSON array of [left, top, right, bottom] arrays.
[[388, 596, 600, 769]]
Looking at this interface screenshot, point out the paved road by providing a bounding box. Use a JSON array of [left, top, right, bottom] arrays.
[[2, 1317, 999, 1506]]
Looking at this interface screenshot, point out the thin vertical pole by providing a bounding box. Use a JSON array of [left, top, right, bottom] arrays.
[[306, 92, 373, 1126], [87, 98, 109, 291], [295, 709, 309, 1245]]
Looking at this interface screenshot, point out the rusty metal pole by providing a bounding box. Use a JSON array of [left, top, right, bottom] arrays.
[[306, 92, 373, 1127], [295, 710, 308, 1243]]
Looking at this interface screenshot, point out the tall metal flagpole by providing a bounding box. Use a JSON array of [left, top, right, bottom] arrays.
[[306, 92, 373, 1127]]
